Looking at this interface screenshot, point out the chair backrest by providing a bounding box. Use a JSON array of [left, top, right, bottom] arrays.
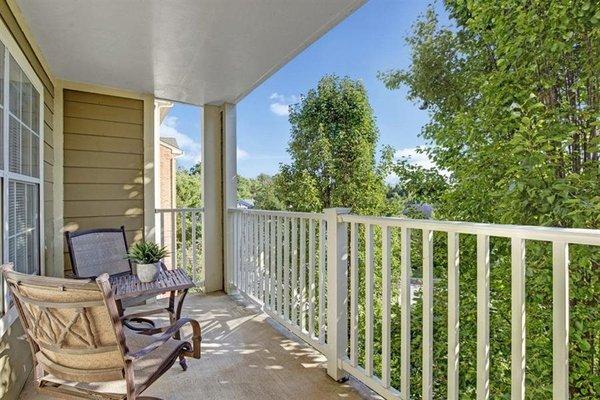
[[65, 226, 132, 278], [2, 265, 127, 383]]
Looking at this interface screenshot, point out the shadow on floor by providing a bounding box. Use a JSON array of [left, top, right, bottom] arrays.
[[19, 292, 381, 400]]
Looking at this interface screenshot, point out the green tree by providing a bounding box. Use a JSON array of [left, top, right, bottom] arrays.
[[176, 163, 202, 208], [380, 2, 600, 398], [252, 173, 285, 210], [237, 175, 253, 200], [276, 75, 386, 214]]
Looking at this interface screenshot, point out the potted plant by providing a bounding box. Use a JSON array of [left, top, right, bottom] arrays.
[[125, 242, 169, 283]]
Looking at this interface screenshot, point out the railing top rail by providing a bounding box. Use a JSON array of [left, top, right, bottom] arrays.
[[228, 208, 325, 220], [155, 208, 204, 213], [340, 213, 600, 246]]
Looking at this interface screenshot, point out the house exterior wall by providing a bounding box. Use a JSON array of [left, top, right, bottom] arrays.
[[62, 89, 145, 272], [160, 143, 176, 268], [0, 1, 55, 398], [160, 144, 176, 209]]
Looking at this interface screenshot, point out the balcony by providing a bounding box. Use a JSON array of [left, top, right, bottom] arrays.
[[0, 1, 596, 399], [19, 207, 600, 399]]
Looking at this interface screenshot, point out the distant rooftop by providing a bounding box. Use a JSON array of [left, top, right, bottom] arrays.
[[160, 137, 183, 155]]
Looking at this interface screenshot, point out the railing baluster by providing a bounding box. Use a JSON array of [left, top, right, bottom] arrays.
[[241, 212, 248, 294], [191, 211, 197, 282], [284, 217, 290, 322], [300, 218, 307, 332], [477, 234, 490, 400], [400, 226, 412, 400], [255, 214, 260, 299], [257, 214, 262, 300], [277, 216, 284, 316], [262, 215, 267, 303], [319, 218, 326, 344], [264, 215, 269, 305], [382, 225, 392, 387], [256, 215, 265, 303], [171, 209, 177, 270], [254, 214, 261, 300], [160, 211, 165, 248], [511, 237, 526, 400], [242, 213, 248, 294], [265, 215, 269, 304], [249, 214, 254, 298], [308, 218, 316, 338], [181, 210, 187, 271], [270, 216, 276, 310], [552, 241, 569, 400], [291, 218, 298, 325], [422, 229, 433, 399], [350, 222, 359, 367], [247, 213, 252, 295], [365, 223, 374, 376], [234, 213, 242, 290], [239, 212, 243, 290], [447, 232, 460, 400]]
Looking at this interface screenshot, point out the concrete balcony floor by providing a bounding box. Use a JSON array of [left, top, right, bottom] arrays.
[[20, 292, 377, 400]]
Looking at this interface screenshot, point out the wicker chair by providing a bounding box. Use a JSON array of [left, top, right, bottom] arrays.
[[2, 264, 201, 399], [65, 226, 162, 330]]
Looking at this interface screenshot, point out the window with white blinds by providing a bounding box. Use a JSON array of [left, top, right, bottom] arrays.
[[0, 20, 44, 326], [0, 41, 43, 278]]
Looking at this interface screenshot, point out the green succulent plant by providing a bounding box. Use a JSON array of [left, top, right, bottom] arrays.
[[125, 241, 169, 264]]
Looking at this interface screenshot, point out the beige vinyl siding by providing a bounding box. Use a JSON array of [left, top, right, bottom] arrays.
[[63, 89, 144, 272], [0, 2, 55, 399]]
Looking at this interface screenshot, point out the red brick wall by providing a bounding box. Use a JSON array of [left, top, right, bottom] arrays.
[[160, 144, 176, 268]]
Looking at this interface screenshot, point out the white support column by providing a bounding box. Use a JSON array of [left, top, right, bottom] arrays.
[[325, 207, 351, 381], [143, 94, 157, 243], [202, 103, 237, 293], [223, 103, 237, 293], [142, 95, 160, 242]]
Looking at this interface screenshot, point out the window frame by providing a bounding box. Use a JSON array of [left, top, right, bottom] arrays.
[[0, 16, 44, 335]]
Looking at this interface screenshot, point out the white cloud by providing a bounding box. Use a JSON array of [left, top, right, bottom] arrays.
[[270, 102, 290, 116], [270, 92, 285, 102], [269, 92, 300, 117], [160, 116, 201, 167], [394, 147, 436, 169], [237, 147, 249, 160]]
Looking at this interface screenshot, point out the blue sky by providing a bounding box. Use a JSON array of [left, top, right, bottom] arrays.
[[161, 0, 449, 178]]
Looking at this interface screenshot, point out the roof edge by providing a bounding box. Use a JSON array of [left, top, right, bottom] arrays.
[[232, 0, 367, 104]]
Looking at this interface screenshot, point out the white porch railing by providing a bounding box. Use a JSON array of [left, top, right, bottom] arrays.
[[156, 208, 204, 285], [228, 207, 600, 400], [229, 208, 328, 354]]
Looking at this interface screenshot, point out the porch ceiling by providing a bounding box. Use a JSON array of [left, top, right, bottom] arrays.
[[15, 0, 365, 105]]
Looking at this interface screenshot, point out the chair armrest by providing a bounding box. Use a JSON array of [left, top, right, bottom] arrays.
[[125, 317, 201, 361]]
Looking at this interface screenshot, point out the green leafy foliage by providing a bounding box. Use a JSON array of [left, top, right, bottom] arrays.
[[239, 173, 285, 210], [378, 1, 600, 398], [176, 162, 202, 209], [275, 74, 387, 215], [126, 241, 169, 264]]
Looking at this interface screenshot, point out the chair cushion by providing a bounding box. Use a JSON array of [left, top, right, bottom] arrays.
[[41, 330, 188, 395]]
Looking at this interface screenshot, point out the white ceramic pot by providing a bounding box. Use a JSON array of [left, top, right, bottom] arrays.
[[136, 262, 160, 282]]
